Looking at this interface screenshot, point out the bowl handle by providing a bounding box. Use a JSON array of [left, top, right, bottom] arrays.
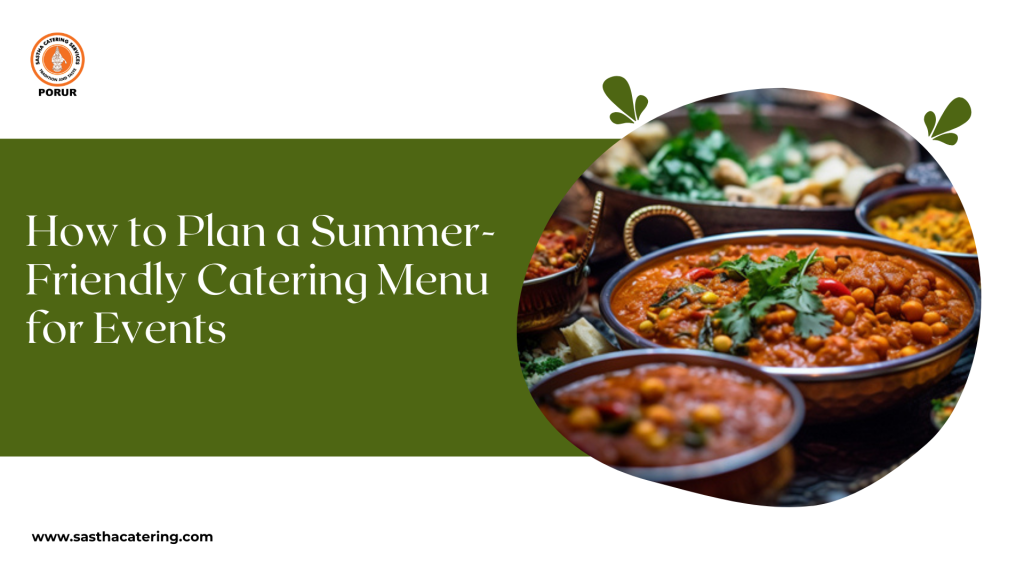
[[573, 190, 604, 284], [623, 205, 704, 261]]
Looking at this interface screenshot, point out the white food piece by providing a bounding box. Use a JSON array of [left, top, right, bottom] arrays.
[[749, 176, 784, 205], [799, 194, 823, 208], [839, 165, 878, 204], [724, 185, 756, 203], [783, 148, 804, 167], [624, 120, 671, 158], [711, 158, 748, 188], [589, 139, 646, 181], [811, 156, 849, 189], [782, 178, 823, 204], [561, 318, 616, 360], [807, 141, 864, 167]]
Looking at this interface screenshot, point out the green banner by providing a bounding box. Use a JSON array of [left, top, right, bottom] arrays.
[[0, 139, 615, 455]]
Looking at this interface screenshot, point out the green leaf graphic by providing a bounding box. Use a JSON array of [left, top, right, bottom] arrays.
[[610, 112, 634, 125], [603, 76, 636, 121], [924, 111, 936, 137], [934, 133, 959, 146], [932, 97, 971, 137], [635, 95, 648, 120]]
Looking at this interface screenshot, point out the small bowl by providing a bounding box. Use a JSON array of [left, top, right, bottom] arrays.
[[856, 185, 980, 283], [518, 216, 592, 333], [530, 349, 804, 504], [599, 225, 981, 424]]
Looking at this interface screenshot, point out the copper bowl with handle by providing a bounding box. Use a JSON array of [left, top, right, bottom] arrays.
[[855, 185, 980, 283], [530, 349, 804, 504], [517, 192, 604, 333], [599, 206, 981, 424]]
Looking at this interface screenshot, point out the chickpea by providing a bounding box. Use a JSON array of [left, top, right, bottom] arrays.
[[934, 290, 952, 301], [931, 322, 950, 337], [900, 346, 919, 357], [644, 404, 675, 425], [700, 291, 719, 305], [869, 335, 890, 352], [639, 377, 667, 403], [863, 311, 877, 324], [692, 403, 724, 426], [767, 308, 796, 324], [934, 277, 950, 291], [910, 322, 933, 343], [568, 406, 600, 429], [922, 311, 941, 325], [851, 287, 875, 308], [842, 310, 857, 326], [805, 335, 824, 351], [901, 299, 925, 322], [643, 431, 669, 450], [840, 295, 857, 306], [562, 253, 577, 263], [631, 419, 657, 439], [658, 308, 674, 321], [875, 312, 893, 324], [822, 259, 838, 273], [638, 320, 654, 334], [713, 335, 733, 352], [828, 335, 851, 350]]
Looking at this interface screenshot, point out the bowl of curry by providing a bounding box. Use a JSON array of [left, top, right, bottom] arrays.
[[599, 228, 980, 423], [518, 192, 604, 333], [531, 349, 804, 504], [856, 186, 979, 283]]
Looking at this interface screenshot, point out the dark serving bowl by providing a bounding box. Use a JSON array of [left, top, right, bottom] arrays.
[[530, 349, 804, 504], [581, 102, 918, 248], [856, 186, 980, 283], [518, 193, 604, 333], [598, 226, 981, 424]]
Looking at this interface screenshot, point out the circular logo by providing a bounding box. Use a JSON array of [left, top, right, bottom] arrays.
[[31, 33, 85, 87]]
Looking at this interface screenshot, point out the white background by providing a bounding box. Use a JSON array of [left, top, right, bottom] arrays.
[[1, 1, 1021, 574]]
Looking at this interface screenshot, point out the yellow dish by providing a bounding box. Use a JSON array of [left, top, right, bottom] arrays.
[[870, 205, 975, 254]]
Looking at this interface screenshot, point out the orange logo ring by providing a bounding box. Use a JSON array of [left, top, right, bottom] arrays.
[[31, 32, 85, 87]]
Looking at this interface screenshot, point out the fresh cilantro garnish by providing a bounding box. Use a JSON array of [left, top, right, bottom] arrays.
[[714, 249, 834, 345]]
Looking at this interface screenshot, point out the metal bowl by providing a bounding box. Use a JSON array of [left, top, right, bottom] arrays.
[[518, 193, 604, 333], [598, 228, 981, 424], [581, 103, 919, 248], [856, 185, 980, 283], [530, 349, 804, 504]]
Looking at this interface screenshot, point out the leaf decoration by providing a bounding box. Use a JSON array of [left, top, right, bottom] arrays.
[[603, 76, 637, 121], [934, 133, 959, 146], [634, 95, 648, 120], [924, 111, 936, 136], [610, 112, 635, 125], [932, 97, 971, 137]]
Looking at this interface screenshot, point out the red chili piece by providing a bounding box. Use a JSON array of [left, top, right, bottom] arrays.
[[594, 401, 629, 419], [817, 278, 851, 296], [686, 267, 715, 282]]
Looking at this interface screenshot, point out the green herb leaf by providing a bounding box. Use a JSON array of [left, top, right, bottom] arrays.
[[714, 250, 833, 344]]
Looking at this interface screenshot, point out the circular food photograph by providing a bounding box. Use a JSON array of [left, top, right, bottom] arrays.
[[518, 89, 980, 505]]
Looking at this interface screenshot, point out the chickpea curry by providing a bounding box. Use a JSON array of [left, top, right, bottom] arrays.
[[540, 364, 793, 467], [526, 230, 584, 280], [609, 243, 973, 368]]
